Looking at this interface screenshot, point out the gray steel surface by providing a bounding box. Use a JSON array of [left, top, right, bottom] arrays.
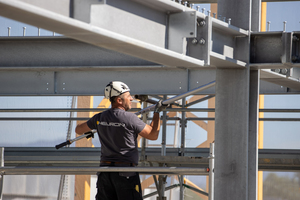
[[2, 147, 300, 170], [248, 70, 260, 200], [216, 1, 253, 199], [215, 67, 251, 200], [90, 1, 167, 48], [0, 166, 209, 176], [0, 0, 206, 69], [0, 35, 299, 94], [2, 108, 300, 113], [188, 0, 300, 2], [0, 148, 3, 200], [168, 11, 197, 53], [0, 37, 155, 67], [0, 0, 298, 94]]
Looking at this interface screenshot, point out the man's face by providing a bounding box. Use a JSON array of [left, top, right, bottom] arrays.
[[119, 92, 133, 111]]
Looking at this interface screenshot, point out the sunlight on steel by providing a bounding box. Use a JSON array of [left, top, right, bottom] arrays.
[[0, 0, 205, 69], [0, 166, 209, 176], [136, 80, 216, 115]]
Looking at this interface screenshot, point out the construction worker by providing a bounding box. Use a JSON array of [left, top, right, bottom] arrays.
[[75, 81, 166, 200]]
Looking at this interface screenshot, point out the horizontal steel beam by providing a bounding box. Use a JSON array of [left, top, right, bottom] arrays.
[[1, 117, 300, 121], [260, 69, 300, 92], [0, 0, 205, 69], [0, 37, 156, 67], [188, 0, 300, 2], [0, 69, 215, 96], [0, 0, 249, 69], [3, 147, 300, 171], [0, 1, 299, 94], [1, 108, 300, 113], [0, 166, 209, 176], [250, 32, 300, 68], [0, 37, 299, 94]]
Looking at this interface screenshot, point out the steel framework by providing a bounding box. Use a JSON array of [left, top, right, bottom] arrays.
[[0, 0, 300, 200]]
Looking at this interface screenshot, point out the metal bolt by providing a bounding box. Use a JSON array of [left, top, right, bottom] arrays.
[[228, 18, 231, 25], [8, 27, 11, 36], [207, 10, 211, 16], [184, 1, 188, 7], [199, 38, 206, 45], [191, 38, 198, 44], [218, 15, 222, 20], [53, 32, 56, 36], [274, 69, 280, 73], [178, 0, 182, 4], [267, 21, 271, 31], [190, 3, 194, 9], [202, 8, 205, 14], [292, 55, 299, 62], [293, 35, 299, 42], [283, 21, 287, 32], [213, 13, 216, 18], [281, 68, 288, 75], [196, 6, 200, 11], [199, 20, 206, 26], [23, 27, 26, 36], [223, 17, 226, 22]]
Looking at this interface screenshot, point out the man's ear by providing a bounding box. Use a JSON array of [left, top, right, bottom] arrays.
[[116, 97, 122, 104]]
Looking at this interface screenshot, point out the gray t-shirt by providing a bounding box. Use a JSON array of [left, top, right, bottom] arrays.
[[87, 108, 146, 165]]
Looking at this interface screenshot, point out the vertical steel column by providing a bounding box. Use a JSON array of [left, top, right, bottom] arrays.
[[215, 68, 250, 200], [57, 176, 66, 200], [250, 16, 261, 200], [140, 100, 148, 196], [248, 70, 260, 200], [158, 95, 167, 200], [209, 143, 215, 200], [179, 98, 186, 200], [215, 0, 260, 200], [157, 176, 166, 200], [179, 175, 184, 200], [161, 95, 167, 156], [249, 8, 261, 199], [180, 98, 186, 156], [156, 95, 167, 200], [141, 101, 148, 166], [58, 96, 76, 200], [0, 147, 4, 200]]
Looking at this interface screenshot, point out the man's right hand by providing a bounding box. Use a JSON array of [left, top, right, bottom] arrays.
[[154, 100, 168, 113]]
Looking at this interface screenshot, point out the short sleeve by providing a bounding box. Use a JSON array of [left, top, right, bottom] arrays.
[[128, 113, 146, 134], [87, 113, 101, 130]]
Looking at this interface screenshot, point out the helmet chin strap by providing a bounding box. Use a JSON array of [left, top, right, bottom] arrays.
[[109, 82, 113, 99]]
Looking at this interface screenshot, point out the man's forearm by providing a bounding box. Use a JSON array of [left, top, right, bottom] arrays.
[[150, 112, 160, 135]]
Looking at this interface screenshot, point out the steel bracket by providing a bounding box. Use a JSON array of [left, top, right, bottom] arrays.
[[168, 11, 197, 54], [187, 15, 212, 65]]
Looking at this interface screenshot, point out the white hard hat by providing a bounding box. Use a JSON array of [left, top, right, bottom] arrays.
[[104, 81, 130, 100]]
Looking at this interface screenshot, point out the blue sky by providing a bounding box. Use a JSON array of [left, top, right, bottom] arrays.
[[266, 2, 300, 32]]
